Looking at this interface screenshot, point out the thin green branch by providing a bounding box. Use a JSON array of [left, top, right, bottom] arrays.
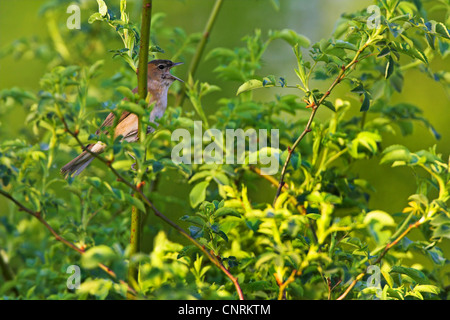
[[127, 0, 153, 296], [137, 0, 152, 100], [176, 0, 224, 106], [327, 277, 342, 300], [46, 11, 71, 61]]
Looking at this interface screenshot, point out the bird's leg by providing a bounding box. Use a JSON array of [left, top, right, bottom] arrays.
[[128, 152, 150, 173], [147, 125, 156, 134], [128, 152, 138, 171]]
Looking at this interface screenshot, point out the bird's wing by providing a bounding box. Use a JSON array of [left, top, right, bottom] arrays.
[[95, 87, 139, 135], [95, 111, 132, 135]]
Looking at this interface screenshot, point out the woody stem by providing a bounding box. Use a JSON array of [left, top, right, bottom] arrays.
[[128, 0, 153, 296]]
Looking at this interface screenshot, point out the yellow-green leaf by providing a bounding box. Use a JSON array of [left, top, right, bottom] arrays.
[[96, 0, 108, 16], [236, 79, 264, 95]]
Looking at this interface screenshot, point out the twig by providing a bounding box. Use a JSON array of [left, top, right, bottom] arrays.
[[215, 254, 245, 300], [273, 42, 371, 205], [249, 166, 319, 244], [176, 0, 224, 106], [0, 189, 84, 254], [0, 189, 136, 296], [59, 114, 245, 299], [336, 219, 424, 300], [56, 3, 243, 293], [327, 277, 342, 300], [275, 269, 297, 300], [147, 198, 244, 299], [249, 165, 287, 192]]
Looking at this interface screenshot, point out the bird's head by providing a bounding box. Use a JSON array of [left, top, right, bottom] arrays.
[[146, 59, 183, 89]]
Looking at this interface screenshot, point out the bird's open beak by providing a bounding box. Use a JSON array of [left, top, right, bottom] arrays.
[[169, 62, 184, 82], [170, 74, 184, 83]]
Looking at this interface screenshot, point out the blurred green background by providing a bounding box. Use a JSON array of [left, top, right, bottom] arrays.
[[0, 0, 448, 262]]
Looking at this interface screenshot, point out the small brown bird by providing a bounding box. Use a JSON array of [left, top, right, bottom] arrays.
[[61, 59, 183, 177]]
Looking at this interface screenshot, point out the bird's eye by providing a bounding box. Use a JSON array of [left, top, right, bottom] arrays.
[[158, 65, 165, 70]]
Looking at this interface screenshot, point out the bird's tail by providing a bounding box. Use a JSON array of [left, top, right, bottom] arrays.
[[61, 142, 106, 178], [61, 150, 95, 178]]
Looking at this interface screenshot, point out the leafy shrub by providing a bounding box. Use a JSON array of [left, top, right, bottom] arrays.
[[0, 0, 449, 300]]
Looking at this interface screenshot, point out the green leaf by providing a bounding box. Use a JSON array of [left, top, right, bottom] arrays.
[[360, 92, 371, 112], [334, 40, 358, 51], [236, 79, 265, 95], [119, 0, 130, 25], [406, 290, 424, 300], [180, 215, 206, 226], [115, 86, 135, 100], [189, 170, 212, 183], [119, 101, 145, 117], [426, 33, 436, 50], [414, 285, 440, 295], [82, 245, 116, 269], [435, 22, 450, 40], [189, 226, 203, 239], [87, 177, 102, 188], [306, 214, 321, 220], [214, 207, 241, 218], [270, 29, 310, 48], [390, 72, 404, 93], [88, 60, 104, 78], [432, 224, 450, 239], [351, 83, 365, 94], [380, 145, 412, 165], [216, 230, 229, 242], [78, 279, 114, 300], [377, 47, 391, 58], [390, 266, 430, 285], [206, 48, 236, 61], [385, 55, 395, 79], [293, 44, 307, 87], [390, 42, 428, 64], [364, 211, 396, 226], [430, 213, 450, 227], [213, 172, 230, 186], [88, 12, 105, 24], [382, 269, 394, 288], [318, 38, 331, 52], [349, 131, 381, 158], [189, 181, 210, 208], [255, 252, 278, 270], [152, 161, 164, 173], [246, 219, 262, 232], [96, 0, 108, 16], [128, 196, 146, 213]]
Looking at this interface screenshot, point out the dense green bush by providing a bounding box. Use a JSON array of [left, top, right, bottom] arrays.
[[0, 0, 449, 300]]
